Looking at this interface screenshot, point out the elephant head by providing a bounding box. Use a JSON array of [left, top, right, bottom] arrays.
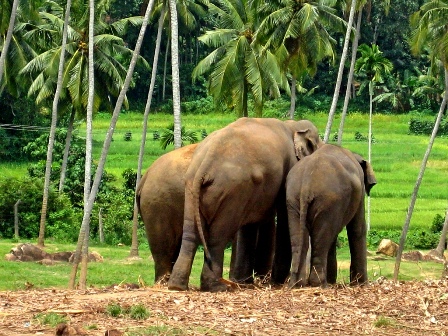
[[290, 120, 324, 159], [353, 153, 377, 196]]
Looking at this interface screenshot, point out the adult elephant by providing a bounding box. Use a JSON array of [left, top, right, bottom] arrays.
[[137, 143, 275, 284], [167, 118, 323, 292], [286, 144, 376, 288], [136, 144, 198, 283]]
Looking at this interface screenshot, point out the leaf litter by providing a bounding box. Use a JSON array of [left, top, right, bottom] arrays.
[[0, 280, 447, 335]]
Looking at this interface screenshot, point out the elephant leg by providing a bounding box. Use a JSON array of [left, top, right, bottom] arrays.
[[272, 200, 291, 284], [152, 235, 181, 284], [346, 206, 368, 285], [308, 219, 333, 287], [167, 219, 198, 291], [326, 238, 338, 285], [288, 205, 309, 288], [200, 235, 231, 292], [153, 255, 174, 284], [229, 224, 258, 284], [254, 217, 275, 279]]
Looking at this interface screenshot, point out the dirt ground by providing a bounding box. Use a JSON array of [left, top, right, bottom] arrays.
[[1, 279, 448, 336]]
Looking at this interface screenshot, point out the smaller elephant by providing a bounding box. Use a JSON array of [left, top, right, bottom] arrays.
[[286, 144, 376, 288]]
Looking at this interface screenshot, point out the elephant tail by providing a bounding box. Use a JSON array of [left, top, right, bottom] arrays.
[[289, 197, 309, 288], [135, 172, 147, 216], [191, 172, 213, 269]]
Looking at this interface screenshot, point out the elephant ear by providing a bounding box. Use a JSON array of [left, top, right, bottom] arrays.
[[354, 154, 377, 196], [293, 129, 321, 159]]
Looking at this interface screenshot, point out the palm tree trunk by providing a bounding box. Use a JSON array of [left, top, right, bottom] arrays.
[[169, 0, 182, 149], [37, 0, 72, 247], [324, 0, 357, 142], [68, 0, 154, 289], [163, 38, 170, 101], [129, 6, 164, 259], [435, 210, 448, 256], [59, 109, 75, 193], [367, 81, 373, 231], [338, 9, 363, 145], [393, 68, 448, 281], [78, 0, 96, 290], [242, 80, 248, 117], [0, 0, 19, 84], [289, 77, 297, 119]]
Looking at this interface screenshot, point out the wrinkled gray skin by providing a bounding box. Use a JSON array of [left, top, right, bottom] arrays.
[[167, 118, 323, 292], [137, 143, 274, 284], [286, 144, 377, 288]]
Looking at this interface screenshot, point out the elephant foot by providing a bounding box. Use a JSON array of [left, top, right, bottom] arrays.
[[200, 278, 237, 292], [288, 273, 306, 289], [167, 276, 189, 291]]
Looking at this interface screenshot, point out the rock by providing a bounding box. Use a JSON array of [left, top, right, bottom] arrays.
[[88, 251, 103, 262], [376, 239, 399, 257], [402, 250, 423, 261], [55, 323, 86, 335]]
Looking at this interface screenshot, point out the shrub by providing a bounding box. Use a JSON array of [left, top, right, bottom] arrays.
[[408, 118, 448, 136], [367, 229, 439, 250], [431, 214, 446, 233], [181, 97, 214, 115], [124, 131, 132, 141], [0, 177, 76, 240], [159, 124, 198, 149], [122, 168, 137, 191]]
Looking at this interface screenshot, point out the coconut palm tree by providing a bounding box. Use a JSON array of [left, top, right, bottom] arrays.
[[0, 0, 20, 85], [24, 0, 147, 247], [336, 0, 391, 145], [168, 0, 182, 148], [68, 0, 156, 289], [354, 43, 392, 231], [21, 0, 147, 116], [394, 0, 448, 280], [0, 1, 42, 95], [254, 0, 346, 118], [37, 0, 72, 248], [193, 0, 286, 117], [129, 8, 166, 259], [324, 0, 357, 142]]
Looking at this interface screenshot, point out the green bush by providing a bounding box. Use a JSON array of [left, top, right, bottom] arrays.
[[431, 214, 446, 233], [408, 118, 448, 136], [407, 230, 439, 249], [0, 177, 75, 240], [367, 229, 439, 250], [92, 191, 135, 245], [181, 97, 214, 115]]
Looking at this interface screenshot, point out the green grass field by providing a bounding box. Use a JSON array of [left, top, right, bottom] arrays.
[[0, 240, 444, 291], [1, 110, 447, 232], [1, 110, 447, 291]]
